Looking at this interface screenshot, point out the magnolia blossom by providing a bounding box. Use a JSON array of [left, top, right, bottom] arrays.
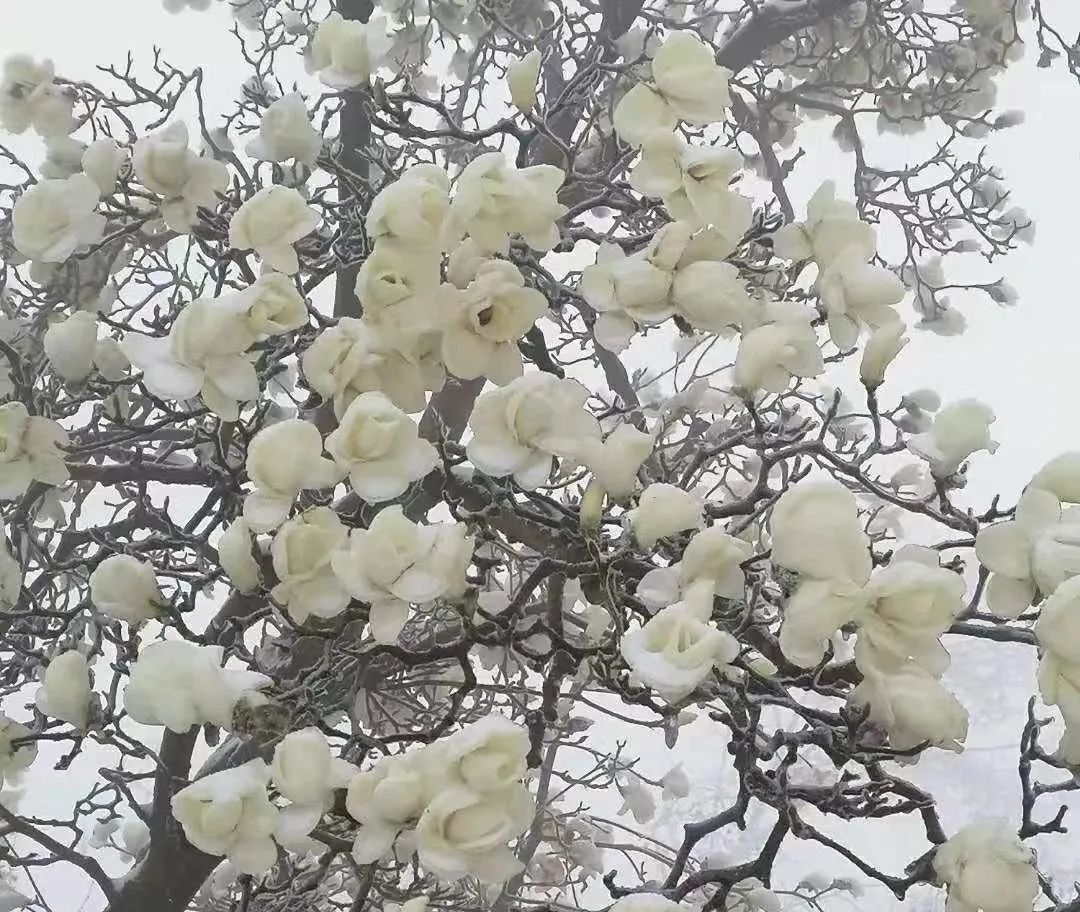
[[660, 764, 691, 801], [133, 122, 228, 232], [0, 530, 22, 608], [82, 138, 125, 196], [89, 554, 164, 625], [35, 651, 91, 729], [271, 727, 356, 808], [346, 754, 430, 862], [40, 135, 86, 180], [734, 307, 824, 393], [244, 419, 344, 532], [325, 392, 437, 502], [575, 423, 654, 501], [171, 759, 279, 875], [771, 180, 876, 267], [908, 398, 998, 477], [44, 312, 98, 382], [815, 248, 906, 349], [12, 174, 105, 263], [0, 402, 70, 500], [860, 322, 909, 386], [580, 242, 674, 353], [415, 783, 534, 882], [627, 483, 705, 550], [124, 640, 270, 732], [466, 373, 600, 489], [367, 166, 450, 250], [303, 318, 441, 416], [309, 12, 392, 88], [609, 894, 682, 912], [237, 272, 308, 336], [1031, 452, 1080, 503], [270, 507, 351, 625], [630, 132, 752, 237], [613, 32, 732, 147], [449, 152, 566, 253], [0, 717, 36, 785], [621, 586, 739, 700], [0, 55, 74, 137], [122, 295, 259, 421], [1034, 575, 1080, 763], [217, 517, 260, 594], [229, 186, 320, 275], [332, 506, 473, 644], [933, 821, 1039, 912], [435, 715, 530, 793], [245, 93, 321, 166], [354, 245, 443, 341], [727, 880, 782, 912], [507, 49, 541, 111], [637, 525, 751, 608], [780, 578, 865, 668], [771, 481, 871, 584], [442, 260, 547, 383], [852, 663, 969, 751]]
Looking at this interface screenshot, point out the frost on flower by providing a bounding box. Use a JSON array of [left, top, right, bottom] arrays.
[[933, 820, 1038, 912], [466, 372, 600, 490], [770, 481, 871, 584], [34, 650, 91, 729], [325, 391, 438, 503], [0, 55, 74, 137], [0, 402, 70, 500], [12, 174, 105, 264], [245, 93, 322, 167], [309, 12, 393, 89], [908, 398, 998, 478], [133, 122, 228, 232], [1034, 575, 1080, 764], [637, 525, 751, 608], [89, 554, 164, 625], [171, 759, 279, 875], [627, 483, 705, 550], [613, 32, 732, 147], [331, 505, 473, 644], [123, 640, 271, 732], [851, 663, 969, 752], [270, 507, 351, 625], [228, 186, 320, 275], [0, 716, 36, 785], [441, 259, 548, 384], [244, 419, 344, 532], [448, 151, 566, 253]]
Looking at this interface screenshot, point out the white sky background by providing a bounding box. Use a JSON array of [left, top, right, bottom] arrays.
[[4, 1, 1080, 910]]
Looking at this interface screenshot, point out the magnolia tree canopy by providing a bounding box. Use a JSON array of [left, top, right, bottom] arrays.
[[0, 0, 1078, 910]]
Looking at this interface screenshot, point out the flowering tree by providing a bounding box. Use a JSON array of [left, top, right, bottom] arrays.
[[0, 0, 1078, 910]]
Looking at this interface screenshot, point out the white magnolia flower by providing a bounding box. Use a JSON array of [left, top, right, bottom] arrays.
[[0, 530, 21, 608], [449, 151, 566, 253], [122, 295, 259, 421], [303, 318, 441, 416], [270, 507, 351, 625], [124, 641, 270, 732], [245, 93, 321, 167], [309, 12, 392, 88], [40, 135, 86, 180], [271, 727, 356, 808], [442, 260, 547, 384], [367, 165, 451, 251], [779, 578, 865, 668], [133, 122, 228, 232], [1034, 575, 1080, 763], [44, 312, 98, 382], [609, 895, 682, 912], [852, 663, 969, 751], [771, 180, 876, 267], [0, 55, 74, 137], [507, 49, 542, 111], [727, 879, 782, 912], [933, 821, 1038, 912], [346, 754, 430, 862], [218, 517, 260, 594], [325, 392, 437, 502], [354, 244, 444, 341], [237, 272, 308, 336], [613, 32, 732, 147], [82, 138, 125, 197], [575, 423, 654, 501], [171, 759, 279, 875], [436, 715, 530, 793], [121, 819, 151, 857], [816, 248, 906, 349], [637, 525, 751, 608], [0, 716, 36, 785], [628, 483, 705, 550], [908, 398, 999, 477], [617, 775, 656, 823], [0, 402, 70, 500], [332, 505, 473, 644], [229, 186, 320, 275], [89, 554, 164, 625], [660, 764, 691, 800], [1031, 452, 1080, 504], [415, 783, 534, 883], [860, 322, 908, 387], [671, 260, 755, 337], [466, 373, 600, 489], [12, 174, 105, 263], [630, 132, 752, 237], [580, 242, 673, 353], [244, 419, 344, 532], [771, 482, 871, 584], [35, 651, 91, 729], [621, 586, 739, 700], [734, 307, 824, 393]]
